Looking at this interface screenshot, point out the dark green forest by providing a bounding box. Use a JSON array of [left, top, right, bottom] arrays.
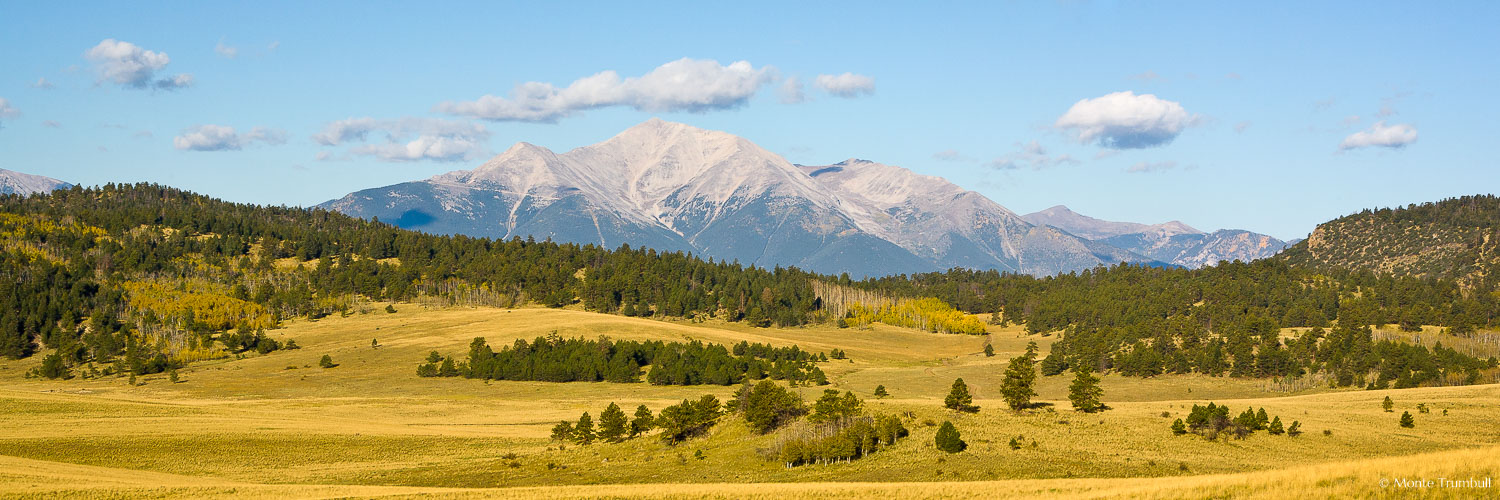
[[4, 185, 1498, 388], [423, 336, 829, 386]]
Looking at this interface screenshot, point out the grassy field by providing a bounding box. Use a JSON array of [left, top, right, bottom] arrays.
[[2, 304, 1497, 498]]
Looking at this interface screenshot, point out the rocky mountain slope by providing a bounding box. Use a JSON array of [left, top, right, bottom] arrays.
[[323, 120, 1166, 277], [0, 169, 70, 196], [1022, 205, 1290, 269]]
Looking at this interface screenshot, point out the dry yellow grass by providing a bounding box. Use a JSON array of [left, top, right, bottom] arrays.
[[1, 304, 1497, 498]]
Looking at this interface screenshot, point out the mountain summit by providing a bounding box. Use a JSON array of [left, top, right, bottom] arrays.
[[1021, 205, 1289, 268], [322, 120, 1172, 276], [0, 169, 71, 196]]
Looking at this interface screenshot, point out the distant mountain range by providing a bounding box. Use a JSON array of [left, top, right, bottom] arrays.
[[0, 168, 70, 196], [321, 120, 1287, 277], [1020, 205, 1292, 269]]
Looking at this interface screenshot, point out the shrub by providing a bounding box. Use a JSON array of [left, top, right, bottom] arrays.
[[1287, 420, 1302, 437], [1399, 411, 1415, 428], [1171, 418, 1187, 435], [318, 354, 336, 368], [1382, 396, 1394, 412], [935, 421, 966, 453], [385, 304, 397, 314]]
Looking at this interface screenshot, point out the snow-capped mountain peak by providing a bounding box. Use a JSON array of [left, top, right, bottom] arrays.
[[0, 169, 71, 196]]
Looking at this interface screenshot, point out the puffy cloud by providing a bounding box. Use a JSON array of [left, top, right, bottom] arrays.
[[779, 76, 806, 104], [31, 78, 54, 89], [814, 72, 875, 98], [1339, 121, 1417, 150], [173, 125, 286, 151], [1055, 91, 1198, 149], [1126, 160, 1179, 173], [84, 39, 193, 90], [436, 58, 775, 122], [215, 40, 238, 59], [989, 141, 1079, 170], [313, 117, 489, 162]]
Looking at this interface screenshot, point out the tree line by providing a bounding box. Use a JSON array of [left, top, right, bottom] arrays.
[[419, 335, 829, 386]]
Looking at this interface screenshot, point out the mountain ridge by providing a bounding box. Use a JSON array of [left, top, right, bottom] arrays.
[[321, 120, 1238, 277]]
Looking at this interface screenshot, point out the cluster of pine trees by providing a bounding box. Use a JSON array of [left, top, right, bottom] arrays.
[[421, 335, 829, 386], [551, 402, 657, 445], [1172, 403, 1300, 440]]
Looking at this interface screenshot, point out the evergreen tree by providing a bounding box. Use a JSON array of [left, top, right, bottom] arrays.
[[319, 354, 335, 368], [983, 343, 995, 357], [1001, 344, 1038, 411], [1382, 396, 1395, 412], [934, 421, 965, 453], [1268, 416, 1284, 435], [1287, 420, 1302, 437], [1068, 366, 1104, 413], [1254, 408, 1269, 430], [945, 378, 975, 412], [630, 405, 655, 437], [598, 403, 628, 442], [873, 385, 889, 398], [740, 380, 806, 433], [550, 420, 574, 442], [574, 412, 595, 444], [1399, 411, 1415, 428], [1171, 418, 1187, 435]]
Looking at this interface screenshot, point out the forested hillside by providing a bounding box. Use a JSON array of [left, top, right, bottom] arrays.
[[0, 184, 836, 372], [1280, 195, 1500, 288]]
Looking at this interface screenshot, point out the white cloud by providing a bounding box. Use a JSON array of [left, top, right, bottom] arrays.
[[267, 41, 280, 51], [814, 72, 875, 98], [1233, 121, 1252, 133], [215, 40, 238, 59], [174, 124, 286, 151], [1339, 121, 1417, 150], [31, 78, 54, 89], [989, 141, 1080, 170], [313, 117, 489, 162], [436, 58, 776, 122], [779, 76, 806, 104], [1126, 160, 1179, 173], [84, 39, 193, 90], [41, 120, 61, 128], [1055, 91, 1198, 149], [0, 98, 18, 119]]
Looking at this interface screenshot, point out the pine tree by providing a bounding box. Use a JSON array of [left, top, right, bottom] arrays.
[[1171, 418, 1187, 435], [630, 405, 655, 437], [874, 385, 889, 398], [1399, 411, 1415, 428], [945, 378, 975, 412], [1068, 366, 1104, 413], [1287, 420, 1302, 437], [1001, 345, 1038, 411], [574, 412, 595, 444], [935, 421, 965, 453], [319, 354, 335, 368], [1382, 396, 1394, 412], [598, 402, 628, 442], [983, 343, 995, 357], [550, 420, 574, 441], [1255, 408, 1269, 430], [1268, 416, 1284, 435]]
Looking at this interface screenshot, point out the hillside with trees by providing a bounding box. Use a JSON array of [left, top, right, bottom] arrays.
[[1279, 195, 1500, 288]]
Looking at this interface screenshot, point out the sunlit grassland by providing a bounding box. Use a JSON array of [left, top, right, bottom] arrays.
[[1, 304, 1498, 497]]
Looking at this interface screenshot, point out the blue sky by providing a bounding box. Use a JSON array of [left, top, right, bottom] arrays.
[[1, 1, 1496, 240]]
